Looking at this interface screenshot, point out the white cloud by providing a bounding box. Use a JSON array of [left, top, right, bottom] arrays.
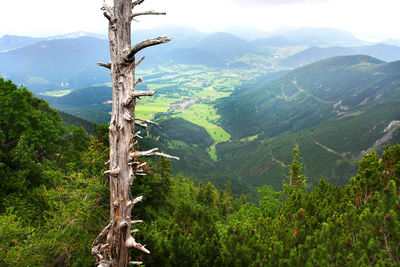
[[0, 0, 399, 40], [229, 0, 332, 7]]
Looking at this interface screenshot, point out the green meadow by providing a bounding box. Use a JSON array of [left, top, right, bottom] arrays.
[[133, 65, 264, 159], [173, 104, 231, 160]]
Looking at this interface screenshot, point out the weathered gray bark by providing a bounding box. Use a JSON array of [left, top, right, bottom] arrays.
[[92, 1, 177, 266]]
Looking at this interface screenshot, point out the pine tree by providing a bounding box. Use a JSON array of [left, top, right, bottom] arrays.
[[288, 148, 307, 188]]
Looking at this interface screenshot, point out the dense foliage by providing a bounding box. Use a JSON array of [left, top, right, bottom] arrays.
[[1, 79, 400, 266], [0, 78, 108, 265]]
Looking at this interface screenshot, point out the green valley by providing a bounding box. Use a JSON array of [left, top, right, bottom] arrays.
[[39, 54, 400, 196], [42, 63, 276, 161]]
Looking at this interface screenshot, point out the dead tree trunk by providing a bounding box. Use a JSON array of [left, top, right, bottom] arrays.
[[91, 1, 178, 266]]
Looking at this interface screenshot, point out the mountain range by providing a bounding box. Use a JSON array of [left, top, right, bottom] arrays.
[[2, 26, 400, 92], [283, 43, 400, 67]]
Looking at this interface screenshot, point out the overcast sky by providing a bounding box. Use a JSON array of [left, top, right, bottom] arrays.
[[0, 0, 399, 41]]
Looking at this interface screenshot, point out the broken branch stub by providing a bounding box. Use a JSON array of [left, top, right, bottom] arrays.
[[98, 62, 111, 69]]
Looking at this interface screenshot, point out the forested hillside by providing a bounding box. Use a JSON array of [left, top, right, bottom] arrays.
[[211, 56, 400, 188], [34, 54, 400, 195], [1, 78, 400, 266]]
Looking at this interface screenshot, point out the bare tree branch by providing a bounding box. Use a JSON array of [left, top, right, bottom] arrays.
[[91, 224, 111, 265], [136, 162, 147, 168], [125, 236, 150, 254], [103, 11, 112, 22], [128, 196, 143, 207], [134, 56, 145, 68], [134, 77, 143, 85], [131, 11, 166, 20], [129, 261, 143, 265], [98, 62, 111, 69], [154, 152, 180, 160], [132, 0, 145, 8], [104, 168, 120, 177], [92, 224, 111, 247], [135, 122, 148, 129], [131, 148, 158, 158], [123, 89, 156, 107], [133, 131, 143, 139], [124, 37, 172, 62], [101, 0, 114, 22], [133, 90, 156, 97], [135, 117, 160, 127], [135, 168, 145, 174], [130, 148, 180, 160]]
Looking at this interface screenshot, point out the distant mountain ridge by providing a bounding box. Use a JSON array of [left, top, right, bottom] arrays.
[[283, 43, 400, 67], [0, 35, 45, 52], [0, 36, 110, 91], [277, 27, 367, 46], [1, 26, 399, 93], [0, 32, 106, 52]]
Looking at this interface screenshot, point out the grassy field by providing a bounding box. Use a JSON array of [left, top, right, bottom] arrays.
[[135, 96, 177, 119], [137, 65, 272, 158], [132, 65, 267, 159], [173, 104, 231, 160], [136, 65, 268, 160]]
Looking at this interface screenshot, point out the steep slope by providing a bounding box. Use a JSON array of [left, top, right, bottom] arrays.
[[217, 98, 400, 188], [41, 86, 113, 124], [218, 55, 399, 139], [213, 55, 400, 188], [58, 111, 94, 134]]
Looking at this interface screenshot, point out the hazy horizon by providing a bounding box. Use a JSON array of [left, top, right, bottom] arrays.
[[0, 24, 398, 45], [0, 0, 399, 42]]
